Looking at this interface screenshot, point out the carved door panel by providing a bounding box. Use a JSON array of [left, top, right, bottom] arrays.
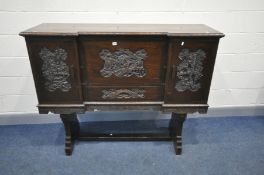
[[78, 35, 167, 86], [25, 36, 82, 104], [165, 38, 220, 104]]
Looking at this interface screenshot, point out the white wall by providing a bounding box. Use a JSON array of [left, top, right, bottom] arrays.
[[0, 0, 264, 114]]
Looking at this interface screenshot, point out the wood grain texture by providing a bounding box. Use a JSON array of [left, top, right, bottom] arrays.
[[19, 23, 224, 37]]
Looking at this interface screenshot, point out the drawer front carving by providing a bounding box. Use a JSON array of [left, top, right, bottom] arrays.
[[85, 86, 162, 101], [25, 37, 83, 104], [99, 48, 147, 78], [102, 89, 146, 99], [175, 49, 206, 92], [165, 38, 220, 104], [40, 47, 72, 92], [79, 35, 166, 86]]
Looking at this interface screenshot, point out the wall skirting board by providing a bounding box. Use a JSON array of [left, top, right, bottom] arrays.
[[0, 105, 263, 125]]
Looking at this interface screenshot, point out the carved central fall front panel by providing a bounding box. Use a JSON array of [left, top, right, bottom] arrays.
[[99, 48, 148, 78]]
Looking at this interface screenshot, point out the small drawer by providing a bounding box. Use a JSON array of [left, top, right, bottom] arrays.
[[85, 86, 163, 101], [79, 35, 167, 86]]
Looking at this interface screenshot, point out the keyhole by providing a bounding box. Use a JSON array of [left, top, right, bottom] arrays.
[[181, 41, 184, 46]]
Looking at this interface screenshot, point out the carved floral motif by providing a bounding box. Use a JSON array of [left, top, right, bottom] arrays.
[[99, 48, 147, 77], [39, 47, 71, 92], [102, 89, 146, 99], [175, 49, 206, 92]]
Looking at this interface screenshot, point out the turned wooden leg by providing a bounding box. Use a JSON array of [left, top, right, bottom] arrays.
[[60, 113, 80, 156], [169, 113, 187, 155]]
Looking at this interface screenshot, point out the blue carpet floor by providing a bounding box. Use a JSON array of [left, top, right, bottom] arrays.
[[0, 116, 264, 175]]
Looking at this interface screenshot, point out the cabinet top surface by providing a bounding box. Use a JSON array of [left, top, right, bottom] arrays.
[[20, 23, 224, 37]]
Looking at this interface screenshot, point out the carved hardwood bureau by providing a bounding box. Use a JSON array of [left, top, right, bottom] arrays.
[[20, 23, 224, 156]]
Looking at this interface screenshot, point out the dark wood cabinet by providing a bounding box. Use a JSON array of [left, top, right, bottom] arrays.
[[20, 23, 224, 156]]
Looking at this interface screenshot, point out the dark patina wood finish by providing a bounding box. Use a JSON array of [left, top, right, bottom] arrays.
[[20, 23, 224, 156]]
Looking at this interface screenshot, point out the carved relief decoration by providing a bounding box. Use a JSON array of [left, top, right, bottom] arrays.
[[102, 89, 146, 99], [175, 49, 206, 92], [39, 47, 71, 92], [99, 48, 147, 78]]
